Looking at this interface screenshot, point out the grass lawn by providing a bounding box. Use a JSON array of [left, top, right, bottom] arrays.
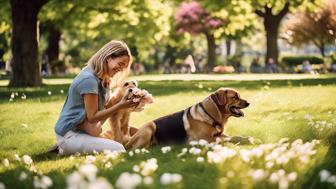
[[0, 74, 335, 189]]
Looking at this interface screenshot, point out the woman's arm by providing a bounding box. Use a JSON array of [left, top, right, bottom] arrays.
[[81, 92, 138, 138], [84, 93, 137, 123]]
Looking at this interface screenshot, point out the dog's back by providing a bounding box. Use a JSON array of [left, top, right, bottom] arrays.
[[153, 110, 187, 144]]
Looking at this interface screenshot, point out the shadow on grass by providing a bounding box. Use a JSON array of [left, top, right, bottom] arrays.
[[0, 77, 335, 103], [301, 134, 336, 189]]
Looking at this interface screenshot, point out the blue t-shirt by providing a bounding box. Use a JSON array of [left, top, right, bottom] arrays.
[[55, 66, 108, 136]]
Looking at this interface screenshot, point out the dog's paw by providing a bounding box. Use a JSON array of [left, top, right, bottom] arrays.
[[248, 137, 263, 145]]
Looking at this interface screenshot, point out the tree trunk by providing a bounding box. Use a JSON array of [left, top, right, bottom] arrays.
[[204, 32, 216, 72], [264, 17, 280, 65], [318, 43, 325, 57], [9, 0, 49, 87], [255, 3, 290, 66], [226, 39, 231, 56], [45, 23, 61, 70]]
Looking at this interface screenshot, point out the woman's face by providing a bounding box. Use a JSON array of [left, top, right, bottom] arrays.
[[106, 56, 130, 77]]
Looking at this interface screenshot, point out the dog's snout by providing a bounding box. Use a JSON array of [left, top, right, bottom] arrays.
[[245, 102, 250, 107], [129, 88, 133, 93]]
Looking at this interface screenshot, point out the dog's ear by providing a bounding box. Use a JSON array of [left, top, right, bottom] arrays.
[[133, 80, 138, 87], [211, 90, 227, 106]]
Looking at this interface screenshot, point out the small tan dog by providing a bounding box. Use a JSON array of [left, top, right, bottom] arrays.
[[125, 88, 250, 149], [100, 80, 153, 145]]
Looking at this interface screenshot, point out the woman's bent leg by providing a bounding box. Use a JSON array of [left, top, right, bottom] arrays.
[[57, 131, 125, 155]]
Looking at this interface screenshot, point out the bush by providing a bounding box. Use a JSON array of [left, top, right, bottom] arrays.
[[282, 55, 324, 66], [331, 53, 336, 64]]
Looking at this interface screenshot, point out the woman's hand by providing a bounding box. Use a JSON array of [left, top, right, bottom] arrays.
[[78, 121, 102, 137], [116, 90, 139, 110]]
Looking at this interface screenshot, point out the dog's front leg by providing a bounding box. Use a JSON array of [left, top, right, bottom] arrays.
[[216, 134, 254, 145]]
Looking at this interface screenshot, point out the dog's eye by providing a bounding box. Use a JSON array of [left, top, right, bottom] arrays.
[[132, 82, 137, 86], [123, 83, 129, 87]]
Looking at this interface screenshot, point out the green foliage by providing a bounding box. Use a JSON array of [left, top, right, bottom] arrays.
[[204, 0, 259, 40], [39, 0, 174, 66], [282, 55, 324, 66], [0, 0, 11, 62], [249, 0, 322, 14]]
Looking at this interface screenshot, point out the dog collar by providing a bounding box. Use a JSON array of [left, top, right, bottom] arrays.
[[198, 102, 222, 130]]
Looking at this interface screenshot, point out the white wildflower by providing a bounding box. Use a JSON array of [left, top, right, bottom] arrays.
[[266, 161, 274, 168], [139, 158, 158, 176], [29, 165, 37, 173], [134, 149, 140, 154], [189, 147, 201, 155], [207, 146, 236, 164], [327, 175, 336, 183], [249, 169, 267, 181], [85, 155, 96, 163], [288, 172, 297, 181], [128, 151, 134, 157], [3, 158, 9, 167], [160, 173, 183, 185], [105, 162, 112, 169], [240, 149, 251, 162], [78, 164, 97, 181], [19, 171, 28, 181], [88, 178, 113, 189], [319, 169, 330, 182], [279, 178, 289, 189], [116, 172, 142, 189], [66, 172, 82, 188], [133, 165, 140, 172], [141, 148, 149, 154], [34, 175, 53, 189], [196, 157, 204, 162], [14, 154, 20, 161], [21, 123, 28, 128], [48, 91, 52, 95], [105, 151, 120, 160], [189, 140, 198, 146], [143, 176, 154, 185], [198, 139, 208, 146], [0, 182, 4, 189], [269, 172, 279, 183], [22, 155, 33, 165], [251, 148, 263, 157], [161, 146, 171, 154]]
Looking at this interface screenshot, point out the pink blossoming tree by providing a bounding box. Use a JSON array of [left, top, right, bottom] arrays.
[[175, 1, 223, 72]]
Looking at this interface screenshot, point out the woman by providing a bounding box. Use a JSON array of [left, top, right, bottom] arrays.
[[54, 40, 138, 155]]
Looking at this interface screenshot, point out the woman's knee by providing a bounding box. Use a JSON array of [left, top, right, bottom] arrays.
[[106, 140, 126, 152]]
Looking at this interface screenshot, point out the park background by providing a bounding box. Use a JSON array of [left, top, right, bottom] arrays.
[[0, 0, 336, 189]]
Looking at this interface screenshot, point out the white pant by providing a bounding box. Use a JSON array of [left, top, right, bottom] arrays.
[[56, 130, 125, 155]]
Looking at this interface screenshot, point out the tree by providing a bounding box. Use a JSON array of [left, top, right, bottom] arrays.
[[175, 1, 224, 72], [39, 0, 84, 73], [10, 0, 49, 87], [282, 0, 336, 57], [251, 0, 321, 64]]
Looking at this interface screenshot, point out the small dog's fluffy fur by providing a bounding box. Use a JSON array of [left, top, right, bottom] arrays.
[[100, 80, 153, 144]]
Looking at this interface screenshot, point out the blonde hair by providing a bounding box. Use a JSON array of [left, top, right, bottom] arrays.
[[87, 40, 132, 88]]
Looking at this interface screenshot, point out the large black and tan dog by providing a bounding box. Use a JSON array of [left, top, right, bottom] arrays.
[[125, 88, 250, 149]]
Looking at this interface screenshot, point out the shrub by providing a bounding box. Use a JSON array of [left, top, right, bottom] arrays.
[[282, 55, 324, 66]]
